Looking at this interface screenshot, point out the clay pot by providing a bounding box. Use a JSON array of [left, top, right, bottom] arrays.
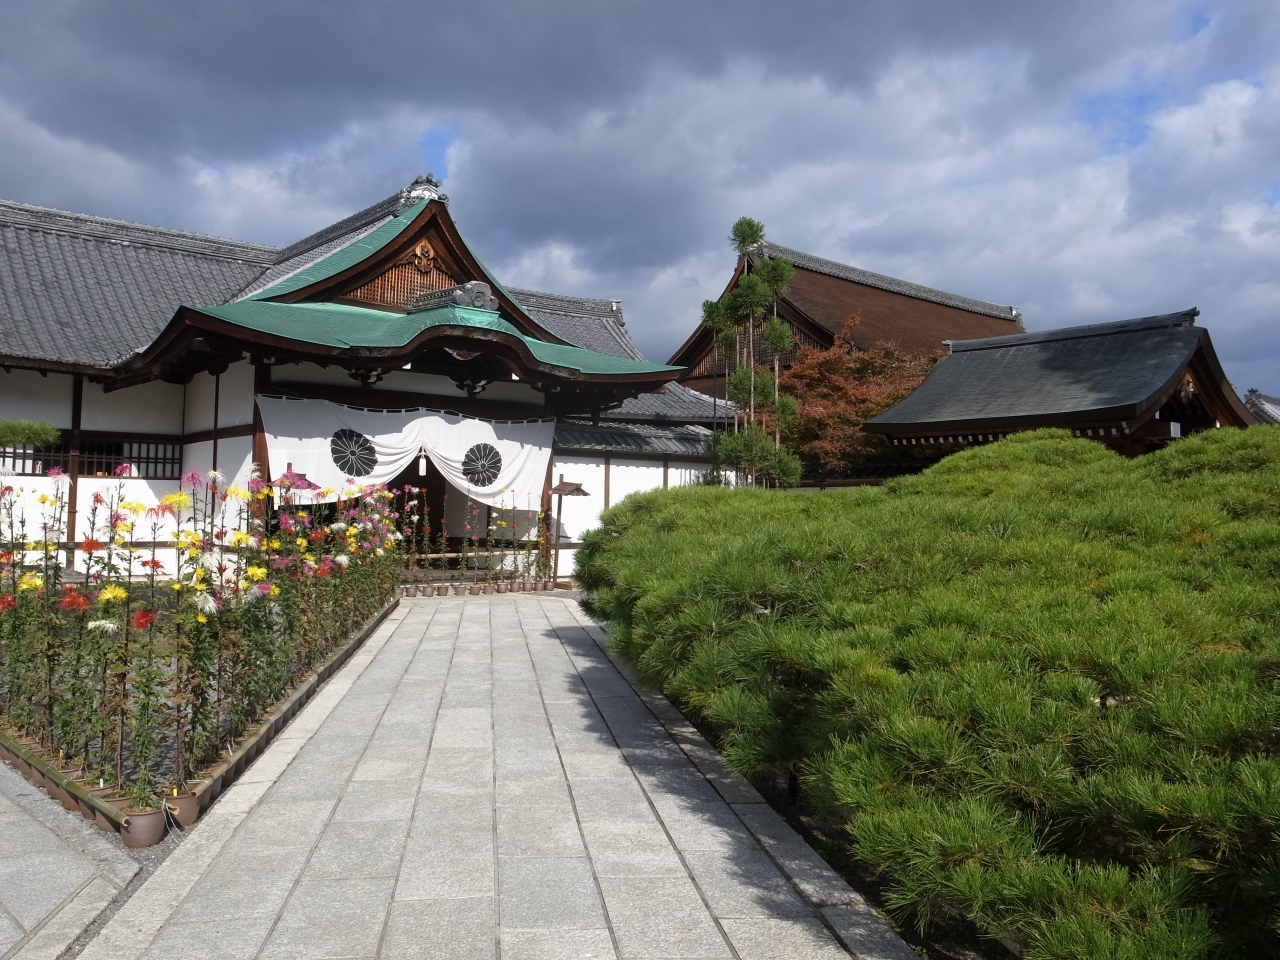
[[542, 580, 554, 591], [436, 584, 449, 597], [496, 582, 508, 594], [468, 583, 481, 595], [452, 583, 466, 596], [120, 806, 168, 848], [157, 788, 200, 828], [482, 584, 495, 595]]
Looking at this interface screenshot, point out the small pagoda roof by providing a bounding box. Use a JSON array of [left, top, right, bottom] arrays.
[[864, 309, 1254, 435]]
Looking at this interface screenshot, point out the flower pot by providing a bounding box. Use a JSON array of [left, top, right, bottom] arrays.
[[452, 583, 466, 596], [468, 584, 481, 595], [120, 807, 167, 848], [542, 580, 554, 591], [496, 582, 508, 594], [483, 584, 495, 595], [436, 584, 449, 597], [157, 788, 200, 828]]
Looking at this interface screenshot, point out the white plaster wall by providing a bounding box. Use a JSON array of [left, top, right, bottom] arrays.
[[0, 369, 74, 427], [183, 362, 255, 435], [611, 458, 667, 504], [218, 361, 257, 426], [81, 380, 185, 434], [549, 456, 607, 541], [667, 461, 707, 488]]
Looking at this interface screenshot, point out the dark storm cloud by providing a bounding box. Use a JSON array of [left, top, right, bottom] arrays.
[[1, 0, 1278, 390]]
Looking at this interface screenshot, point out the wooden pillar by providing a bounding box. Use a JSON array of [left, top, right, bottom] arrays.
[[65, 375, 83, 567], [211, 371, 221, 475], [603, 457, 611, 509], [662, 457, 669, 490]]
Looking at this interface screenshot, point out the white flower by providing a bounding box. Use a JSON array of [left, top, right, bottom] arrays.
[[207, 469, 227, 485], [333, 554, 350, 569], [329, 522, 348, 533], [87, 619, 119, 634], [194, 592, 219, 615]]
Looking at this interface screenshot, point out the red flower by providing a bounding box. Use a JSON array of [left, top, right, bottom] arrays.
[[140, 559, 166, 572], [80, 538, 105, 554], [309, 531, 325, 542], [131, 609, 156, 630], [60, 590, 90, 613]]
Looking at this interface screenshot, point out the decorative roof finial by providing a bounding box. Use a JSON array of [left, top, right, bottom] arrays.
[[399, 174, 448, 207]]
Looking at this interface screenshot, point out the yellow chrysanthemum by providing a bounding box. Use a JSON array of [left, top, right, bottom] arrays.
[[196, 613, 208, 623], [163, 491, 192, 509], [246, 565, 267, 582], [18, 572, 43, 591], [97, 584, 128, 603], [225, 486, 250, 501], [120, 500, 146, 516]]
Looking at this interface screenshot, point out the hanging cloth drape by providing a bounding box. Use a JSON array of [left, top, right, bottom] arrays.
[[255, 396, 555, 507]]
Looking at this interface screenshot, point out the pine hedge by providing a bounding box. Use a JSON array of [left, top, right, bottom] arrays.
[[576, 427, 1280, 959]]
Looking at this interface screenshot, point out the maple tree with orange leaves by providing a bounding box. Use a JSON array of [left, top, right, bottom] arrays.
[[778, 316, 939, 466]]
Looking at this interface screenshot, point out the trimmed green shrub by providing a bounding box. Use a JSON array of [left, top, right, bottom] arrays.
[[577, 427, 1280, 959]]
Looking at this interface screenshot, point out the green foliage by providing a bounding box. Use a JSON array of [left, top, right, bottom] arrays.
[[714, 424, 800, 488], [577, 426, 1280, 959], [701, 298, 733, 335], [730, 216, 765, 254], [761, 316, 794, 355], [754, 256, 794, 301], [0, 419, 60, 448], [726, 272, 771, 326]]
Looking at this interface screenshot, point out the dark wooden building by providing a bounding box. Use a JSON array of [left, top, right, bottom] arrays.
[[863, 309, 1255, 456], [667, 242, 1024, 393]]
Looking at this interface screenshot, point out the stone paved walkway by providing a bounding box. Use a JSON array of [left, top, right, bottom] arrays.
[[76, 597, 914, 960], [0, 756, 138, 960]]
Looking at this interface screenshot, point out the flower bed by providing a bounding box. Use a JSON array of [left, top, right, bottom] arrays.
[[0, 469, 402, 818], [577, 427, 1280, 960]]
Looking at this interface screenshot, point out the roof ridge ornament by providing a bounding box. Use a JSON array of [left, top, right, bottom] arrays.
[[398, 174, 448, 207], [410, 280, 500, 314]]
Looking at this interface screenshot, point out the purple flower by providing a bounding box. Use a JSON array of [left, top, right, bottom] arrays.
[[46, 467, 65, 478], [256, 582, 272, 596], [180, 469, 203, 490], [113, 463, 133, 477]]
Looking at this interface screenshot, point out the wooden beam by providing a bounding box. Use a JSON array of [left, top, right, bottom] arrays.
[[65, 374, 83, 567]]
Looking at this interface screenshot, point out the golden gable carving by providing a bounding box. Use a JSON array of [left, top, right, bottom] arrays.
[[348, 240, 456, 307]]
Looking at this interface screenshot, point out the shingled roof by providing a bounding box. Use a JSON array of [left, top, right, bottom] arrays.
[[757, 242, 1021, 322], [864, 309, 1251, 434], [510, 287, 726, 423], [0, 198, 273, 368], [554, 420, 713, 457]]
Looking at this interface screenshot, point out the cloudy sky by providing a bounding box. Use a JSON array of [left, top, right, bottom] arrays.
[[2, 1, 1278, 392]]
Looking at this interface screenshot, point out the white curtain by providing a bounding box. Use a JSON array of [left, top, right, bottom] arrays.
[[255, 396, 555, 507]]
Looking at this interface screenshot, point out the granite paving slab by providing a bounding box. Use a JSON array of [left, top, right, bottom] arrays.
[[70, 597, 915, 960], [0, 755, 139, 960]]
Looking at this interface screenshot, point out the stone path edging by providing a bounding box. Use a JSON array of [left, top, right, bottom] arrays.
[[73, 604, 411, 960], [558, 601, 916, 960]]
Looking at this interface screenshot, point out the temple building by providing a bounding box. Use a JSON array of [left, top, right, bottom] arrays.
[[667, 241, 1024, 394], [0, 177, 720, 559], [864, 310, 1256, 455]]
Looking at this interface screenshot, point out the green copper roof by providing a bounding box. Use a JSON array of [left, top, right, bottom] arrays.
[[247, 199, 431, 300], [189, 299, 680, 377]]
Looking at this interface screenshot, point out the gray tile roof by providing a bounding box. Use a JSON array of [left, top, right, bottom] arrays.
[[756, 241, 1021, 321], [554, 420, 714, 457], [510, 287, 730, 423], [0, 198, 274, 367], [865, 309, 1210, 431], [1245, 390, 1280, 424]]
